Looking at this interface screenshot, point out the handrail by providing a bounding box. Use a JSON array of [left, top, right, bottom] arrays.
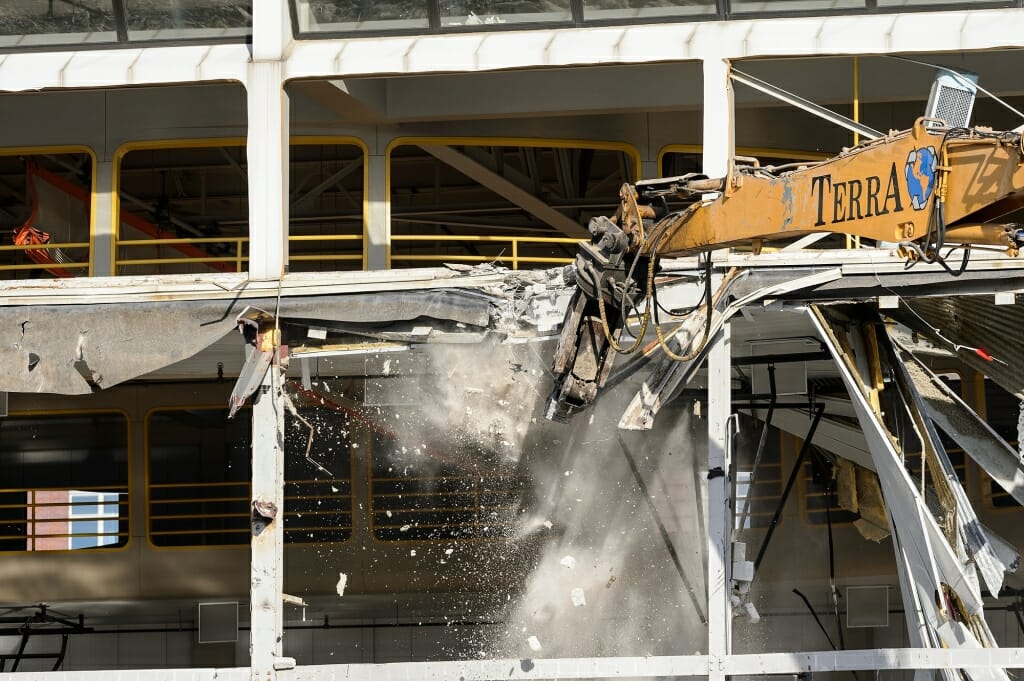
[[115, 233, 364, 273], [390, 234, 582, 270]]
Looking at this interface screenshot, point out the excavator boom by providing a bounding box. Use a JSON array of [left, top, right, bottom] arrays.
[[547, 119, 1024, 421]]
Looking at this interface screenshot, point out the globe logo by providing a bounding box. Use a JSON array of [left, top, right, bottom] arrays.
[[905, 146, 937, 211]]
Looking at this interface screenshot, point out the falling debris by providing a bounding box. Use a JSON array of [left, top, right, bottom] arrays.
[[400, 524, 411, 532], [526, 636, 542, 652], [570, 588, 586, 608], [335, 573, 348, 598], [410, 549, 417, 557], [542, 520, 553, 529], [558, 556, 576, 570]]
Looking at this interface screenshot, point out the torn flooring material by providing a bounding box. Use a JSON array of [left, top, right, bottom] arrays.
[[0, 289, 499, 394]]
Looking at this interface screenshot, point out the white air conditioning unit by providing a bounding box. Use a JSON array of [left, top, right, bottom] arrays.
[[925, 71, 978, 129]]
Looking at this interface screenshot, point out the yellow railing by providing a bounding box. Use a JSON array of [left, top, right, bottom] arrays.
[[148, 478, 353, 546], [389, 234, 582, 270], [0, 241, 91, 274], [115, 234, 364, 272]]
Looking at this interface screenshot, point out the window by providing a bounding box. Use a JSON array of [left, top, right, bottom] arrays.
[[370, 432, 527, 541], [0, 152, 93, 280], [147, 407, 353, 547], [0, 413, 129, 552], [69, 492, 122, 549], [388, 140, 637, 270]]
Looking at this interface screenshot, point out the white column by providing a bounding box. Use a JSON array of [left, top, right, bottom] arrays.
[[246, 0, 292, 280], [91, 160, 115, 277], [703, 51, 736, 680], [706, 324, 732, 681], [701, 55, 735, 179], [246, 62, 289, 280], [365, 152, 390, 270], [250, 364, 285, 680], [248, 3, 291, 679]]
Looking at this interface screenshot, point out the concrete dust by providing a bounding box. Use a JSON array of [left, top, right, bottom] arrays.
[[495, 382, 708, 659]]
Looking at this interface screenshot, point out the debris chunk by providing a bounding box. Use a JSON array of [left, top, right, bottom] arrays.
[[571, 588, 586, 607], [559, 555, 576, 569], [336, 573, 348, 597], [526, 636, 542, 652]]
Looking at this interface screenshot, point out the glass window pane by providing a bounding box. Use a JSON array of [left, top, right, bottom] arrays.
[[583, 0, 716, 22], [293, 1, 429, 33], [729, 0, 864, 12], [440, 1, 572, 27], [878, 0, 1010, 5], [125, 0, 252, 42], [0, 1, 117, 48]]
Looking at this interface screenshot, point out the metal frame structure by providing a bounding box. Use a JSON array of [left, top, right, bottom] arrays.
[[3, 1, 1024, 679]]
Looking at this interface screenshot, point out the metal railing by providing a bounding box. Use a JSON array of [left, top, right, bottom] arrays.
[[389, 234, 581, 270], [0, 241, 91, 275], [0, 485, 129, 551], [148, 478, 353, 547], [115, 233, 363, 273]]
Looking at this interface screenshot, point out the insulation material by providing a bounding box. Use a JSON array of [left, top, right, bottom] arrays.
[[902, 355, 1024, 508], [0, 289, 497, 394], [833, 457, 889, 542], [897, 296, 1024, 400], [890, 348, 1012, 598], [853, 466, 890, 542]]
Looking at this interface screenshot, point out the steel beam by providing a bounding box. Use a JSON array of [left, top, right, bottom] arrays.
[[418, 144, 588, 238]]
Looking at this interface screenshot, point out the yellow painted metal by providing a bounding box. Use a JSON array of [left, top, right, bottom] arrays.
[[0, 145, 98, 276], [144, 404, 355, 550], [657, 144, 832, 170], [853, 56, 861, 147], [648, 121, 1024, 256], [385, 137, 643, 269], [113, 136, 369, 274], [390, 234, 581, 270]]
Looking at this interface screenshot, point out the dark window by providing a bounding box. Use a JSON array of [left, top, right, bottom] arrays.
[[0, 413, 129, 552], [147, 407, 353, 547]]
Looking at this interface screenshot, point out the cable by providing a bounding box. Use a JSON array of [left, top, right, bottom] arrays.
[[889, 56, 1024, 125]]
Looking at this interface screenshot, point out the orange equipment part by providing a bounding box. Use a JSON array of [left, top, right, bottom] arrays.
[[12, 224, 74, 278], [11, 162, 76, 278]]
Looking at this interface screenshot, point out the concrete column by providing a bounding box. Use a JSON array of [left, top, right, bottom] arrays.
[[248, 3, 291, 680], [365, 151, 390, 270], [706, 323, 732, 681], [701, 55, 735, 178], [246, 62, 290, 280], [250, 364, 286, 681], [91, 160, 115, 277]]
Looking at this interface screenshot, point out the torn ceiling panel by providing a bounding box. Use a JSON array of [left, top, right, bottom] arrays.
[[0, 289, 499, 395]]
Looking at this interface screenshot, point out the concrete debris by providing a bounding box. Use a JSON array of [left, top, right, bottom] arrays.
[[335, 573, 348, 597], [1019, 401, 1024, 461], [570, 588, 586, 608], [558, 556, 576, 569], [526, 636, 542, 652]]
